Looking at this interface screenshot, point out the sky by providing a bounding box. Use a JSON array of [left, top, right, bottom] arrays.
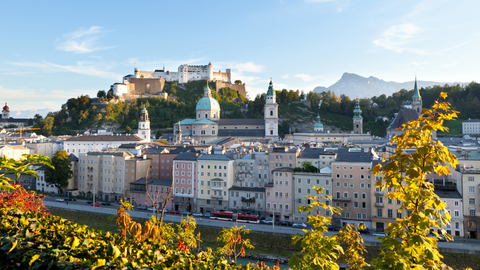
[[1, 0, 479, 116]]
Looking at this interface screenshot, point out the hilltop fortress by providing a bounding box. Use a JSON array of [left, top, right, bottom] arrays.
[[112, 63, 247, 100]]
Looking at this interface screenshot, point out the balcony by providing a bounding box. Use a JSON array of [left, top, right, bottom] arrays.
[[333, 197, 351, 202], [211, 186, 222, 190], [375, 190, 384, 196], [457, 168, 480, 174], [375, 202, 384, 207], [211, 195, 223, 200], [241, 197, 255, 203]]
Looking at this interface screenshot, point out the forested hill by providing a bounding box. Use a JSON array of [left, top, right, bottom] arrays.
[[32, 80, 480, 138], [33, 81, 248, 136]]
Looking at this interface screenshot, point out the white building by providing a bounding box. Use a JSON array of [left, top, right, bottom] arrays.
[[462, 119, 480, 135], [64, 135, 144, 157], [0, 144, 31, 160]]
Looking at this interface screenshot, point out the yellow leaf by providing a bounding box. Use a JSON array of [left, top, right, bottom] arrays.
[[71, 237, 80, 249], [8, 240, 17, 253], [29, 254, 40, 266], [91, 259, 106, 270]]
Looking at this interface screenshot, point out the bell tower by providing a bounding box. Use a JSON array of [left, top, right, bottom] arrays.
[[353, 98, 363, 134], [264, 79, 278, 138], [137, 104, 151, 142]]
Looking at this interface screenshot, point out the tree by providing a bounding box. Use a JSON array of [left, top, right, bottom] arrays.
[[369, 92, 469, 269], [217, 222, 254, 264], [45, 150, 72, 194], [125, 126, 132, 134], [42, 116, 54, 136], [97, 90, 106, 98], [234, 80, 242, 85], [156, 138, 169, 145], [155, 130, 162, 139]]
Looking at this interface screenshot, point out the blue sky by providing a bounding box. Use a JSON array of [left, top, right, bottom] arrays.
[[1, 0, 479, 115]]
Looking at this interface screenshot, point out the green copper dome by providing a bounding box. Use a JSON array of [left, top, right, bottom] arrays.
[[196, 85, 221, 111], [266, 79, 275, 96], [314, 114, 323, 129], [353, 98, 363, 119]]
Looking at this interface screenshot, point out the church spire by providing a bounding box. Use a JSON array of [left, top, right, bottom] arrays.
[[412, 76, 421, 98], [353, 98, 362, 119], [204, 82, 212, 97]]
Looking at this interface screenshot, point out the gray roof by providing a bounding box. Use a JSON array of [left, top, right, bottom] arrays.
[[335, 149, 373, 162], [131, 178, 172, 187], [388, 109, 418, 130], [173, 151, 201, 161], [0, 118, 30, 123], [463, 119, 480, 123], [218, 119, 265, 125], [434, 187, 462, 199], [297, 148, 336, 158], [197, 154, 233, 161], [68, 153, 79, 162], [144, 148, 168, 154], [228, 186, 265, 192], [169, 147, 201, 154], [66, 135, 143, 142], [87, 151, 135, 157], [217, 129, 265, 137]]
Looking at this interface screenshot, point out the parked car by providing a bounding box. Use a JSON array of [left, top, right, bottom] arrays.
[[180, 211, 191, 216], [168, 210, 180, 214], [204, 213, 211, 218], [55, 198, 64, 202], [277, 221, 292, 226], [327, 225, 338, 231], [293, 223, 307, 229], [137, 205, 148, 210], [192, 212, 203, 217], [86, 200, 98, 204], [372, 232, 387, 237], [147, 207, 156, 211], [90, 202, 100, 207], [64, 197, 72, 201], [358, 227, 370, 234], [101, 202, 112, 206], [261, 217, 274, 225]]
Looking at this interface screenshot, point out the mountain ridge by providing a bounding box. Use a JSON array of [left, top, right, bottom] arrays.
[[313, 72, 466, 98]]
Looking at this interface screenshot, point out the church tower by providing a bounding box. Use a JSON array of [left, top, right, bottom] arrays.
[[137, 104, 151, 142], [264, 79, 279, 138], [314, 114, 324, 132], [353, 98, 363, 134], [2, 102, 9, 119], [411, 76, 422, 116], [176, 121, 183, 144]]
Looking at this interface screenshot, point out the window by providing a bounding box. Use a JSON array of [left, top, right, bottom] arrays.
[[354, 202, 359, 208], [354, 192, 358, 199], [343, 192, 348, 198], [377, 209, 383, 217], [362, 202, 366, 208], [454, 210, 459, 217], [336, 182, 340, 187], [361, 193, 366, 199], [454, 201, 459, 206], [468, 176, 475, 182], [388, 209, 393, 218], [470, 209, 476, 216], [469, 197, 476, 205], [397, 212, 402, 219]]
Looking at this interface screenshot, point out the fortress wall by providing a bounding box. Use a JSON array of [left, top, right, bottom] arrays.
[[127, 78, 165, 95], [215, 81, 247, 98]]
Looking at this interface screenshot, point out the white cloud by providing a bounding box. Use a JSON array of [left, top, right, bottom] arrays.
[[281, 74, 290, 79], [10, 61, 120, 80], [443, 62, 457, 68], [373, 24, 426, 54], [294, 73, 325, 82], [412, 61, 430, 66], [232, 62, 264, 73], [56, 26, 113, 54]]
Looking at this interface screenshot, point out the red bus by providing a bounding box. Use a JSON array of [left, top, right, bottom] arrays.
[[209, 212, 259, 224], [210, 211, 234, 221]]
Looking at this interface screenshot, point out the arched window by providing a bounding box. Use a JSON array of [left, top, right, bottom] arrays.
[[270, 110, 273, 116], [181, 187, 185, 194], [198, 114, 200, 118], [205, 114, 208, 118], [212, 130, 215, 135]]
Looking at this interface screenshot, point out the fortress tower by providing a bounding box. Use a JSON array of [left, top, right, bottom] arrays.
[[264, 79, 279, 138], [353, 98, 363, 134]]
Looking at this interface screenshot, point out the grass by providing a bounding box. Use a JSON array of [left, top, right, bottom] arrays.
[[438, 119, 464, 134], [47, 207, 480, 269]]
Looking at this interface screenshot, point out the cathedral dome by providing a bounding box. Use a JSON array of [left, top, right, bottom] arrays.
[[314, 114, 323, 129], [196, 84, 220, 111], [196, 97, 220, 111], [2, 102, 9, 112]]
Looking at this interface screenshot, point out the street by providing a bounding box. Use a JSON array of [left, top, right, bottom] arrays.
[[43, 197, 480, 255]]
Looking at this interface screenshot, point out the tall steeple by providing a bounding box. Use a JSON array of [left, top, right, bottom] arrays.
[[411, 76, 422, 115], [176, 121, 183, 144], [353, 98, 363, 134], [137, 104, 151, 142], [264, 78, 279, 138]]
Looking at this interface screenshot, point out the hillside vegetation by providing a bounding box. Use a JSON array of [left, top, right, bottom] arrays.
[[32, 80, 480, 138]]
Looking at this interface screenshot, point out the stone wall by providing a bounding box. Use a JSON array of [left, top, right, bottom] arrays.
[[215, 81, 247, 98], [127, 78, 165, 95]]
